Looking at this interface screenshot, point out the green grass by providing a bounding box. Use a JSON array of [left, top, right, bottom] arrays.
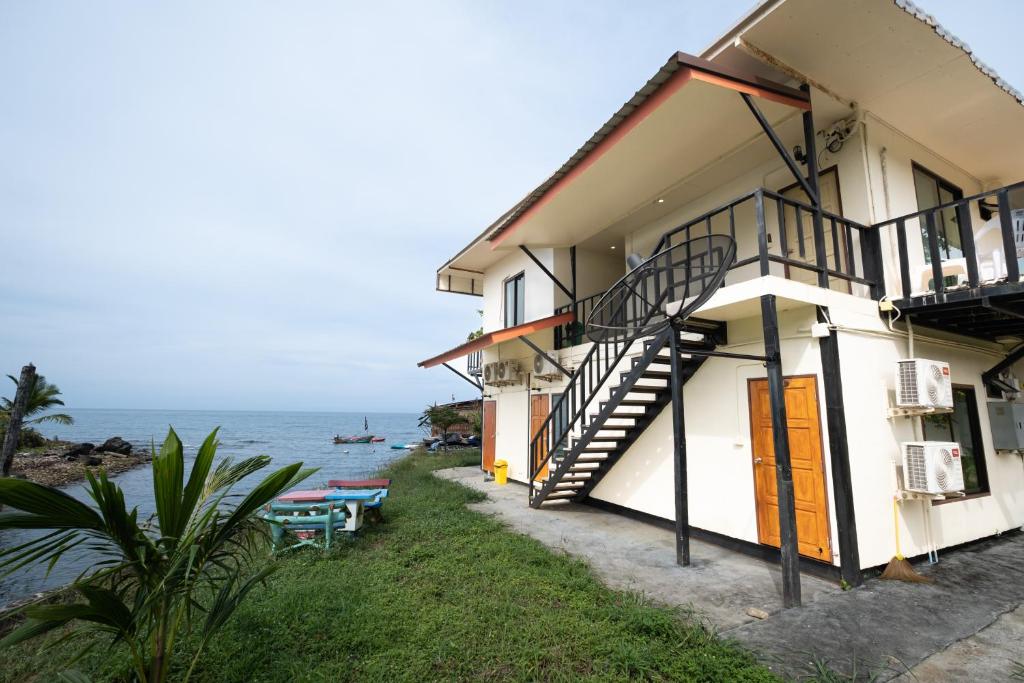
[[1, 449, 777, 682]]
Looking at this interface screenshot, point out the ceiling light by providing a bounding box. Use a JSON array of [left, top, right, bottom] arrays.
[[656, 198, 665, 204], [610, 245, 616, 250]]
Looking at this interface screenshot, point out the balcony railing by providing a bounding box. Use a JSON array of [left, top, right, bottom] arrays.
[[655, 188, 883, 299], [554, 291, 606, 350], [467, 349, 482, 377], [872, 181, 1024, 300], [551, 188, 884, 348]]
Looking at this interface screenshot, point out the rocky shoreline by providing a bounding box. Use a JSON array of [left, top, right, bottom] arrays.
[[9, 437, 152, 488]]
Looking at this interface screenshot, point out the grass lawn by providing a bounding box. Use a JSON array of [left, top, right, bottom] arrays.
[[1, 449, 778, 682]]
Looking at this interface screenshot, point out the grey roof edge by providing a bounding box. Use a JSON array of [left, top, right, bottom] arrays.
[[893, 0, 1024, 105]]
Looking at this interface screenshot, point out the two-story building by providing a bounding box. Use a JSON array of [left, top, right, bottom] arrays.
[[419, 0, 1024, 604]]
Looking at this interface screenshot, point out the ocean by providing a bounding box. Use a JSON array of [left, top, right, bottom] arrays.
[[1, 408, 425, 605]]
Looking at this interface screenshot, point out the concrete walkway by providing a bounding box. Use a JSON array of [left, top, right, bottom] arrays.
[[437, 467, 1024, 681]]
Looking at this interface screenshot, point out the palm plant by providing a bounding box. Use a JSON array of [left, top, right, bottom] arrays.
[[0, 427, 314, 682], [1, 373, 74, 426]]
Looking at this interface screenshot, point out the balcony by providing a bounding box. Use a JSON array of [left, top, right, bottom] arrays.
[[552, 187, 884, 349], [873, 181, 1024, 341], [467, 350, 482, 377]]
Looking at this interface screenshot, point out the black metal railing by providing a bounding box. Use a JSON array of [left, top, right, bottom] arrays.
[[528, 241, 675, 499], [554, 291, 605, 350], [467, 350, 482, 377], [652, 188, 882, 299], [872, 181, 1024, 300]]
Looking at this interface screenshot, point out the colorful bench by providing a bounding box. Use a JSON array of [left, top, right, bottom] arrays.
[[328, 479, 391, 522], [263, 487, 386, 552]]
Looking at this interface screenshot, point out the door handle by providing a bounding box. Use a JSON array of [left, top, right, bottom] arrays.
[[753, 457, 763, 464]]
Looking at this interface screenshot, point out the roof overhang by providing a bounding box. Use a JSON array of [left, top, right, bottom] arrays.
[[705, 0, 1024, 184], [437, 52, 808, 276], [417, 311, 574, 368]]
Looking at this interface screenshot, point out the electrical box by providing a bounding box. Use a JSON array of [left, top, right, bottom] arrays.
[[987, 401, 1024, 450]]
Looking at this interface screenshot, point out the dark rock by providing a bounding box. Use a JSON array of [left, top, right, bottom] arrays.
[[65, 443, 94, 459], [98, 437, 132, 455], [79, 455, 102, 466]]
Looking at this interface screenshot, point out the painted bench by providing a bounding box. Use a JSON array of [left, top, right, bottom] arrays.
[[264, 487, 386, 552]]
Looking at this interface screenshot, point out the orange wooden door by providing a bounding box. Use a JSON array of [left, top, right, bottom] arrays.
[[748, 376, 832, 561], [482, 400, 496, 474], [530, 394, 550, 481]]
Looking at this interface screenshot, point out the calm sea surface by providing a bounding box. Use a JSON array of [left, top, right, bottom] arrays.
[[0, 409, 424, 605]]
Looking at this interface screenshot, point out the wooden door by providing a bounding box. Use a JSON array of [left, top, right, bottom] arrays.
[[781, 168, 849, 293], [530, 394, 550, 481], [482, 400, 496, 474], [748, 376, 832, 561]]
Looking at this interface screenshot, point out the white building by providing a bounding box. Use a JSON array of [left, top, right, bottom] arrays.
[[419, 0, 1024, 606]]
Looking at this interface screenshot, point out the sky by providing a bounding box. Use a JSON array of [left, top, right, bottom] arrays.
[[2, 1, 1022, 413]]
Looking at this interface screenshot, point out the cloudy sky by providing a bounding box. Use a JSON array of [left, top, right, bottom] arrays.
[[2, 1, 1022, 413]]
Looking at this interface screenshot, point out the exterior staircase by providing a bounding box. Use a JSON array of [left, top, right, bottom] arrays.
[[529, 320, 725, 508]]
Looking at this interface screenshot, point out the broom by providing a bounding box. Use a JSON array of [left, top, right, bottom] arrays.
[[880, 497, 932, 583]]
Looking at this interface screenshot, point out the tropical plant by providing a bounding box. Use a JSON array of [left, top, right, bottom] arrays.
[[0, 427, 314, 682], [420, 404, 464, 449], [1, 373, 74, 426]]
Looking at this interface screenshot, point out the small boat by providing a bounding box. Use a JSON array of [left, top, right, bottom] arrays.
[[370, 437, 386, 443], [333, 435, 376, 444]]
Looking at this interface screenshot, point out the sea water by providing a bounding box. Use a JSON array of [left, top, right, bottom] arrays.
[[0, 409, 423, 604]]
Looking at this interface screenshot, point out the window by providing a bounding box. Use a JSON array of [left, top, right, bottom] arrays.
[[503, 272, 525, 328], [921, 385, 989, 495], [912, 163, 964, 263]]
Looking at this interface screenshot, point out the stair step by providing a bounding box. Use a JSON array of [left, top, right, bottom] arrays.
[[554, 481, 585, 489], [641, 368, 672, 378], [576, 453, 609, 461], [618, 399, 657, 407], [589, 437, 620, 443], [570, 462, 601, 470], [539, 498, 572, 506], [582, 444, 616, 451], [547, 490, 577, 499]]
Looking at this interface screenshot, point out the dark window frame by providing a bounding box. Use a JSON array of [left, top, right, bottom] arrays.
[[911, 162, 964, 263], [503, 271, 526, 328], [919, 383, 990, 500]]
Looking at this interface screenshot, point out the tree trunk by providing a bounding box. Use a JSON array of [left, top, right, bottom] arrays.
[[1, 364, 35, 477]]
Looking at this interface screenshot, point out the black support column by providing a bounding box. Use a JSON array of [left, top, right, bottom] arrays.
[[761, 294, 801, 607], [668, 327, 690, 566], [816, 307, 862, 587], [801, 84, 828, 290]]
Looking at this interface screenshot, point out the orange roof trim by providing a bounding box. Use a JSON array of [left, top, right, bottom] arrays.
[[417, 312, 575, 369]]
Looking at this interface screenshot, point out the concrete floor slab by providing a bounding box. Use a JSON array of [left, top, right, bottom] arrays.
[[437, 467, 1024, 681], [896, 605, 1024, 682]]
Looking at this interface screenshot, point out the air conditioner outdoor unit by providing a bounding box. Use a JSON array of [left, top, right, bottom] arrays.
[[482, 362, 500, 386], [901, 441, 965, 495], [497, 360, 522, 384], [895, 359, 953, 409], [533, 353, 561, 380]]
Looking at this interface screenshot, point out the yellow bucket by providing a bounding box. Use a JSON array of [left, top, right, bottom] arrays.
[[494, 460, 508, 485]]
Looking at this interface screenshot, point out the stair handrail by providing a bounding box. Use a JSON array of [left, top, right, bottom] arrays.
[[528, 249, 677, 498]]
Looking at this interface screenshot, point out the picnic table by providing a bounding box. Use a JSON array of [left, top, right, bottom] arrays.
[[276, 488, 386, 533]]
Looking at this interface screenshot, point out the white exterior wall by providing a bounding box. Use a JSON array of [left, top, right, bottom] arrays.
[[829, 302, 1024, 568], [494, 389, 530, 483], [481, 248, 557, 334]]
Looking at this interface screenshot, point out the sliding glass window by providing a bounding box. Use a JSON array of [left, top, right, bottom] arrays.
[[504, 273, 525, 328]]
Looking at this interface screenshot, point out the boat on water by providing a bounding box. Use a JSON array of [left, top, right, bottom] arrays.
[[333, 435, 376, 444]]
